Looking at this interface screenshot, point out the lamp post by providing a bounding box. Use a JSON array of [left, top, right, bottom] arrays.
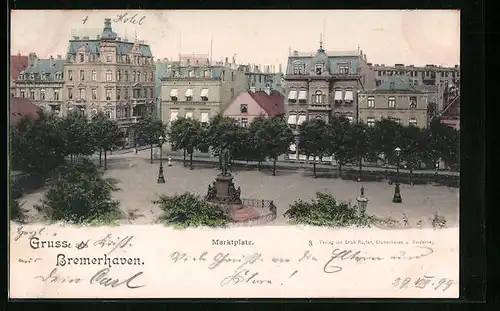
[[356, 186, 369, 217], [392, 147, 402, 203], [157, 135, 166, 184]]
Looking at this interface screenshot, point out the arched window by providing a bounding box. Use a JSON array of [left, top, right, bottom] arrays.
[[314, 90, 323, 104], [106, 70, 112, 81]]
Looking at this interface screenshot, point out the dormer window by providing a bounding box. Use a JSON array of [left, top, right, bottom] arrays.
[[315, 64, 323, 75], [293, 64, 305, 75], [79, 54, 84, 63], [30, 73, 34, 80], [339, 63, 350, 74]]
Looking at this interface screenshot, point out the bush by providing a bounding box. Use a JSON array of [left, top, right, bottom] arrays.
[[283, 192, 375, 227], [155, 192, 231, 228], [431, 211, 447, 229], [36, 160, 121, 224]]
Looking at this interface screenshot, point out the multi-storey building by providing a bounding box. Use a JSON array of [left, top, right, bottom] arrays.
[[10, 53, 29, 96], [358, 76, 429, 128], [370, 63, 460, 111], [63, 18, 156, 142], [155, 58, 170, 118], [160, 55, 247, 125], [238, 64, 284, 95], [284, 44, 376, 128], [223, 90, 285, 126], [12, 53, 65, 115]]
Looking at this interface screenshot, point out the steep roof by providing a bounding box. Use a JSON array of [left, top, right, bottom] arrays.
[[373, 76, 423, 93], [21, 58, 65, 80], [286, 46, 362, 76], [67, 40, 152, 57], [10, 96, 42, 126], [248, 91, 285, 117], [10, 55, 29, 81]]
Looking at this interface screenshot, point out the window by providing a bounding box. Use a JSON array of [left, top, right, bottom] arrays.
[[92, 70, 97, 81], [200, 112, 209, 124], [124, 107, 129, 118], [132, 71, 136, 82], [143, 72, 147, 82], [293, 64, 304, 75], [297, 115, 307, 125], [92, 88, 97, 100], [68, 70, 73, 81], [388, 96, 396, 108], [339, 64, 350, 74], [298, 91, 307, 102], [117, 89, 121, 100], [106, 89, 112, 100], [185, 89, 193, 101], [314, 90, 323, 104], [241, 118, 248, 127], [334, 90, 343, 103], [170, 110, 179, 123], [124, 89, 129, 99], [106, 54, 112, 62], [287, 114, 297, 125], [367, 117, 375, 127], [389, 81, 395, 90], [79, 89, 85, 100], [185, 111, 193, 119], [409, 96, 417, 108], [20, 90, 25, 98], [204, 70, 209, 78], [79, 54, 84, 62], [367, 96, 375, 108], [117, 70, 121, 81], [240, 104, 248, 114], [200, 89, 209, 101], [30, 90, 35, 99], [106, 111, 112, 119], [315, 64, 323, 75], [377, 71, 381, 76], [344, 90, 354, 103], [124, 71, 129, 81], [106, 70, 112, 81], [80, 70, 85, 81], [409, 117, 418, 127], [231, 72, 235, 81], [68, 88, 73, 99], [40, 89, 45, 100], [54, 89, 59, 100], [288, 90, 298, 102], [149, 72, 154, 82], [188, 70, 193, 78]]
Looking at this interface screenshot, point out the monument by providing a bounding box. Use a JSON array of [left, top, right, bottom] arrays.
[[205, 146, 242, 204]]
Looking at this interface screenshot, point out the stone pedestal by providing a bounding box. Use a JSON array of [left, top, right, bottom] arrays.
[[205, 173, 241, 204], [215, 174, 233, 200]]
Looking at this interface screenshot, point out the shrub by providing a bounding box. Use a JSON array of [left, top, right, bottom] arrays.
[[430, 211, 447, 229], [155, 192, 231, 228], [36, 160, 121, 224], [283, 192, 375, 227]]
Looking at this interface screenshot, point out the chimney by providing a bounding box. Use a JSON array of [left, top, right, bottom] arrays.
[[28, 53, 38, 67], [264, 87, 271, 95], [225, 57, 228, 65], [57, 54, 62, 60]]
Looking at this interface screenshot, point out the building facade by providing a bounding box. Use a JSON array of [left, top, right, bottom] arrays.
[[223, 90, 285, 126], [12, 53, 65, 115], [238, 64, 284, 95], [160, 55, 247, 125], [10, 54, 29, 96], [63, 18, 156, 142], [155, 58, 170, 118], [358, 77, 429, 128], [283, 45, 376, 128], [439, 93, 460, 130]]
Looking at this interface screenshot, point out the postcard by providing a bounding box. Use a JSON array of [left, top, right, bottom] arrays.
[[9, 9, 460, 299]]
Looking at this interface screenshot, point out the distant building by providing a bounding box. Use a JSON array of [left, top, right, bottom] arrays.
[[223, 90, 285, 126], [10, 96, 42, 126], [10, 54, 29, 95], [238, 64, 284, 95], [439, 93, 460, 130], [155, 58, 170, 118], [62, 18, 156, 143], [358, 76, 429, 129], [160, 55, 247, 126], [12, 53, 65, 116]]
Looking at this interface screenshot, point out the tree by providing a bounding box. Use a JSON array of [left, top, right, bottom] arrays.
[[328, 116, 352, 174], [155, 192, 231, 228], [298, 119, 330, 178], [36, 160, 121, 224], [399, 125, 426, 182], [206, 115, 241, 169], [371, 118, 405, 165], [90, 113, 125, 170], [59, 112, 96, 163], [135, 114, 166, 163], [248, 116, 268, 169], [169, 117, 205, 169], [253, 116, 294, 176], [345, 122, 373, 181], [423, 118, 458, 170]]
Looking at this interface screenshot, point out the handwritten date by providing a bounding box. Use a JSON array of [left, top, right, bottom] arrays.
[[393, 276, 455, 291]]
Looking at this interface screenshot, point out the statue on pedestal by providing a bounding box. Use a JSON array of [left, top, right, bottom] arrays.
[[219, 146, 231, 176]]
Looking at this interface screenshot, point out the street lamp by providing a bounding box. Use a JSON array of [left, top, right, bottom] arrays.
[[157, 135, 166, 184], [392, 147, 403, 203], [356, 186, 369, 217]]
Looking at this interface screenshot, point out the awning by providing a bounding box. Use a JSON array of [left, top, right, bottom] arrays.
[[288, 154, 297, 160], [297, 115, 307, 125], [334, 90, 343, 100], [200, 112, 209, 123], [297, 91, 307, 100], [287, 114, 297, 125], [344, 90, 353, 101], [289, 144, 296, 152], [185, 89, 193, 97], [185, 111, 193, 119], [170, 110, 179, 122], [170, 89, 178, 97], [200, 89, 209, 97], [288, 90, 298, 100]]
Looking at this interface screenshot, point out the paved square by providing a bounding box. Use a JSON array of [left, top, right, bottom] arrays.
[[18, 150, 459, 227]]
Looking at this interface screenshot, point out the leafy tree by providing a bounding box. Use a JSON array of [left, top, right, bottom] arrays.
[[283, 192, 374, 227], [206, 114, 239, 153], [90, 113, 125, 170], [253, 116, 294, 176], [135, 114, 166, 163], [328, 116, 352, 174], [423, 118, 458, 170], [169, 117, 205, 169], [155, 192, 231, 228], [230, 125, 252, 163], [59, 112, 96, 163], [345, 122, 373, 180], [298, 119, 330, 178], [371, 118, 404, 165], [247, 116, 268, 169], [399, 125, 426, 181], [36, 160, 121, 224]]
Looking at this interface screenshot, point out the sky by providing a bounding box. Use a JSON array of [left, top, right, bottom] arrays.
[[10, 10, 460, 70]]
